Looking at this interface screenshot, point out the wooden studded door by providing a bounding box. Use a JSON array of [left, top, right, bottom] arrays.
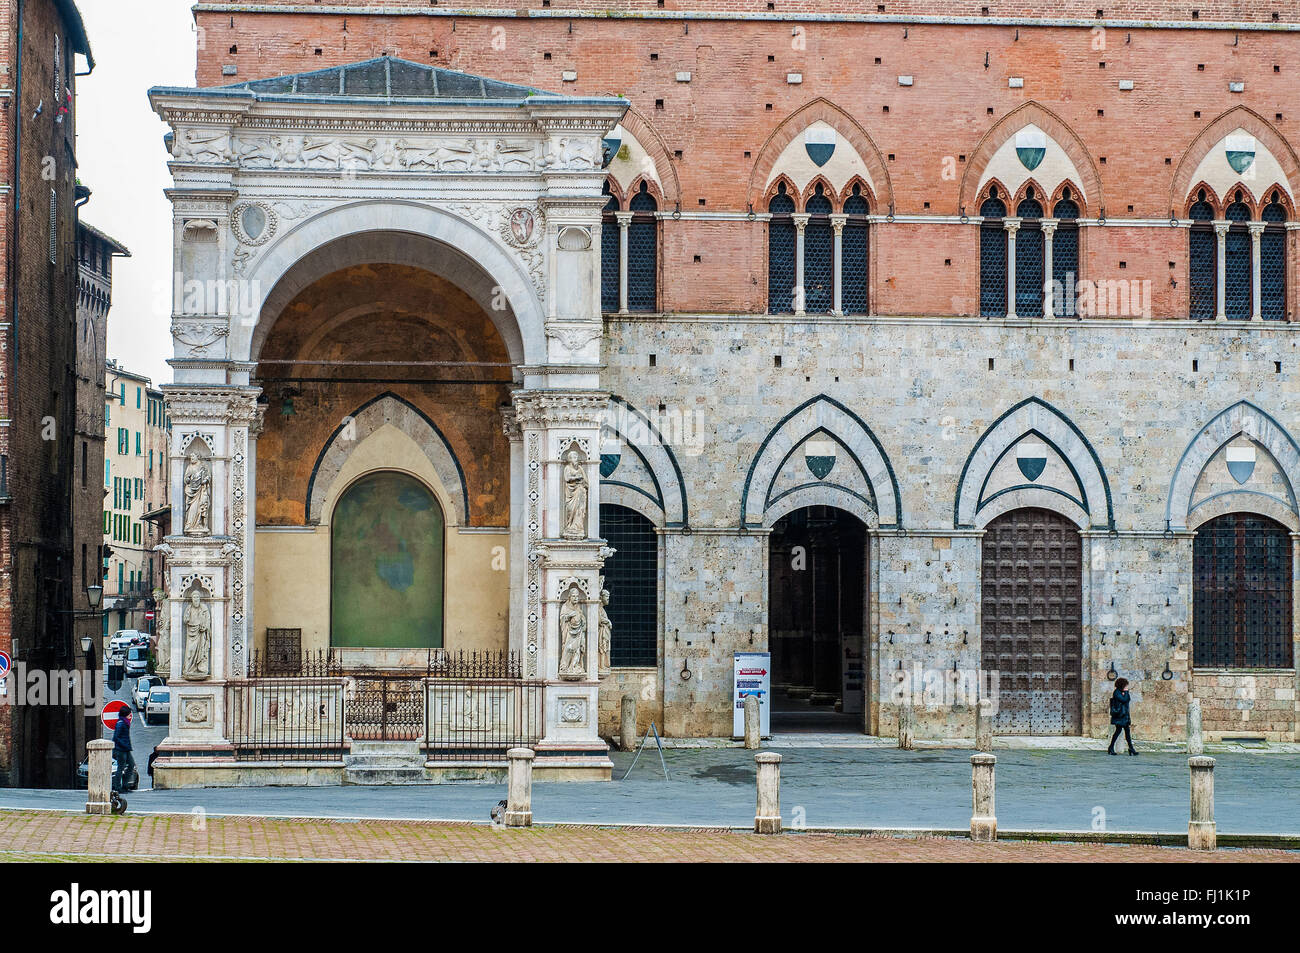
[[981, 508, 1083, 735]]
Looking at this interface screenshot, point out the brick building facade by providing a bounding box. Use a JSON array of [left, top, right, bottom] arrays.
[[147, 2, 1300, 785], [0, 0, 93, 787]]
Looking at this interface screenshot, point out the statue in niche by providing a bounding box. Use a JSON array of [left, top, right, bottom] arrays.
[[558, 586, 588, 681], [561, 449, 589, 540], [598, 578, 612, 676], [181, 588, 213, 681], [153, 588, 171, 677], [183, 451, 212, 536]]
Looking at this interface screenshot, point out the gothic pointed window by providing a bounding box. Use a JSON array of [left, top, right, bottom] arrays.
[[1194, 512, 1293, 668], [1052, 192, 1080, 318], [979, 187, 1008, 317], [600, 182, 620, 313], [768, 182, 796, 314], [842, 185, 870, 315], [1224, 192, 1252, 320], [1188, 190, 1216, 320], [804, 184, 834, 313], [627, 182, 658, 312], [1261, 192, 1287, 322], [1015, 191, 1044, 318]]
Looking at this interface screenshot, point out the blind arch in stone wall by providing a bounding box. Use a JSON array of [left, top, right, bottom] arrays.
[[598, 395, 689, 529]]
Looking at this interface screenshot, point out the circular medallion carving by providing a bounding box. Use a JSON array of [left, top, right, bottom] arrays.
[[232, 202, 278, 246]]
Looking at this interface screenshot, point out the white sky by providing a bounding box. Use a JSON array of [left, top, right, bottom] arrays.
[[76, 0, 197, 386]]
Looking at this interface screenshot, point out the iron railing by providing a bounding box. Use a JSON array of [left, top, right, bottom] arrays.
[[425, 679, 545, 761], [226, 676, 347, 761]]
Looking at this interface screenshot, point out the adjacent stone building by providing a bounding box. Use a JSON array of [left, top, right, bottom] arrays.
[[148, 2, 1300, 785], [0, 0, 94, 787], [103, 360, 170, 637]]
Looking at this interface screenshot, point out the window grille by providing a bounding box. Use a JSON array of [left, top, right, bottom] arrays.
[[1015, 197, 1044, 318], [600, 190, 620, 313], [842, 193, 870, 314], [599, 504, 658, 667], [1262, 197, 1287, 321], [768, 187, 796, 314], [628, 185, 657, 312], [1188, 195, 1216, 320], [804, 188, 834, 313], [1052, 198, 1079, 317], [49, 189, 58, 264], [1224, 201, 1252, 320], [1193, 513, 1293, 668], [979, 196, 1008, 317]]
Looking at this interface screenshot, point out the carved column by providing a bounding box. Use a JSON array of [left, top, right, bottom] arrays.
[[830, 214, 846, 316], [159, 387, 262, 749], [1004, 217, 1021, 319], [1040, 219, 1058, 319], [792, 213, 809, 316], [513, 391, 611, 764], [615, 210, 633, 315], [1249, 222, 1264, 321], [1214, 220, 1230, 321], [502, 406, 526, 659]]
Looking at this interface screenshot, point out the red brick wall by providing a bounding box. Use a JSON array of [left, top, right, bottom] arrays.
[[193, 10, 1299, 318]]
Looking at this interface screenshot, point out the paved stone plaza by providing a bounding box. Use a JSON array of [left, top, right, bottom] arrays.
[[8, 746, 1300, 836]]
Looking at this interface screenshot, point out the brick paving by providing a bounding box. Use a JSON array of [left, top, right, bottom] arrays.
[[0, 810, 1295, 862]]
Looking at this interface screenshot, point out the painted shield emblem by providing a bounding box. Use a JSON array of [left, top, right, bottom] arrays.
[[805, 439, 836, 480], [1016, 441, 1048, 482], [602, 136, 622, 169], [1226, 445, 1256, 485], [1014, 127, 1047, 172], [509, 208, 535, 244], [1225, 133, 1256, 175], [599, 431, 621, 478], [804, 127, 836, 168], [599, 453, 621, 478]]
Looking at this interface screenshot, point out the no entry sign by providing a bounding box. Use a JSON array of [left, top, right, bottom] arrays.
[[0, 650, 10, 679], [101, 699, 130, 731]]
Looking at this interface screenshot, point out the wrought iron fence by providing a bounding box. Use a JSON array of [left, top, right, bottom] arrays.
[[248, 648, 341, 678], [226, 676, 347, 761], [425, 679, 545, 761], [345, 674, 426, 741]]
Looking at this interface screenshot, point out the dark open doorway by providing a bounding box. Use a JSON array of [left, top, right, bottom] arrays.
[[768, 505, 868, 732]]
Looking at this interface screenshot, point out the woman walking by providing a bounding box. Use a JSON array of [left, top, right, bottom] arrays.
[[1108, 677, 1138, 755]]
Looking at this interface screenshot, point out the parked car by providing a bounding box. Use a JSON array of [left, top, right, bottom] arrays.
[[132, 675, 166, 711], [75, 756, 138, 791], [124, 644, 151, 678], [108, 630, 147, 661], [144, 686, 171, 727]]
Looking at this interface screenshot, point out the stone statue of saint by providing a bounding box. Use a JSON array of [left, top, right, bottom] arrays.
[[561, 450, 588, 540], [183, 452, 212, 536], [153, 587, 171, 677], [557, 587, 588, 680], [181, 588, 213, 681], [597, 579, 612, 676]]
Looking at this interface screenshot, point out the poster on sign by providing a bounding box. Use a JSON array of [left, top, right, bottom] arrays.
[[732, 651, 771, 739]]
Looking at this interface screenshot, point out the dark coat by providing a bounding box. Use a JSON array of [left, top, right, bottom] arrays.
[[1109, 690, 1131, 727], [112, 716, 133, 752]]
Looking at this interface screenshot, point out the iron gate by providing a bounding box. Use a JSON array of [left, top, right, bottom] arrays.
[[981, 507, 1082, 735], [345, 674, 426, 740]]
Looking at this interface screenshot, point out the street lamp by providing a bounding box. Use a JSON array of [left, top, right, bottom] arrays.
[[86, 584, 103, 610]]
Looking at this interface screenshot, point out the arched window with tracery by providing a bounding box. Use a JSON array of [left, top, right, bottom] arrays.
[[600, 183, 620, 313], [804, 184, 834, 313], [842, 186, 870, 314], [1188, 190, 1216, 321], [979, 187, 1008, 317], [768, 182, 796, 314], [1261, 191, 1287, 322], [627, 182, 658, 312], [1224, 191, 1252, 320], [1051, 192, 1080, 318], [1015, 191, 1044, 318]]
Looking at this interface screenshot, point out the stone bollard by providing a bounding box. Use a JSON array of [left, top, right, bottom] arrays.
[[620, 694, 638, 752], [897, 701, 915, 751], [1188, 756, 1216, 851], [754, 752, 782, 834], [743, 694, 761, 749], [505, 747, 534, 828], [1187, 697, 1204, 757], [970, 753, 997, 842], [85, 740, 114, 816], [975, 703, 993, 753]]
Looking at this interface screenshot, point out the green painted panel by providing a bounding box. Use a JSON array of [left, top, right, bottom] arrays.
[[331, 471, 444, 648]]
